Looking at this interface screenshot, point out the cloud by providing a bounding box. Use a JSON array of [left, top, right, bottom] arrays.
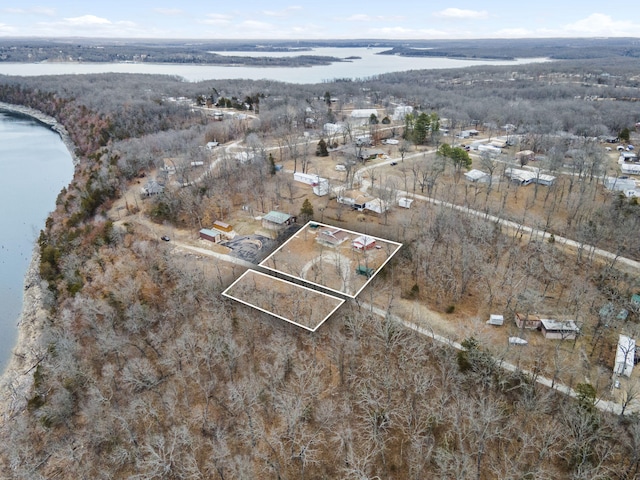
[[434, 8, 488, 20], [240, 20, 274, 31], [0, 23, 17, 34], [346, 14, 405, 22], [200, 13, 232, 25], [562, 13, 638, 36], [3, 7, 56, 16], [153, 8, 184, 16], [63, 15, 112, 26], [494, 28, 532, 38], [262, 6, 302, 17], [28, 15, 141, 37]]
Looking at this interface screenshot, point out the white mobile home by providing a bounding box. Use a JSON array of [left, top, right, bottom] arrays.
[[294, 172, 321, 186], [615, 335, 636, 377], [478, 144, 502, 155], [540, 319, 579, 340], [604, 176, 637, 192], [621, 163, 640, 175]]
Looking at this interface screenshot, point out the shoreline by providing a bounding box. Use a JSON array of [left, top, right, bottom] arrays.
[[0, 101, 79, 167], [0, 248, 49, 421], [0, 102, 77, 420]]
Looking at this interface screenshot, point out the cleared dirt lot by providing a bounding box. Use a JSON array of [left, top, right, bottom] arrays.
[[222, 269, 344, 331], [260, 222, 402, 297]]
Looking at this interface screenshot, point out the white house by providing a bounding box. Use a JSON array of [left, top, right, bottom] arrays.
[[141, 179, 164, 196], [352, 235, 376, 250], [505, 168, 537, 186], [323, 123, 347, 135], [392, 105, 413, 121], [337, 189, 372, 211], [234, 151, 255, 164], [615, 335, 636, 377], [505, 167, 555, 186], [364, 198, 389, 214]]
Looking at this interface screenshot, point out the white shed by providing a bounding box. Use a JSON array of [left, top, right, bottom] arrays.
[[398, 197, 414, 209], [487, 314, 504, 326], [313, 178, 330, 196], [464, 169, 490, 183]]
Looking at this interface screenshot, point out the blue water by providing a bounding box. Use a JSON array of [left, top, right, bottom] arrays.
[[0, 112, 73, 372], [0, 48, 550, 84]]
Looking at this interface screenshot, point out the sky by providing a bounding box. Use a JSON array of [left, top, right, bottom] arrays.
[[1, 1, 640, 40]]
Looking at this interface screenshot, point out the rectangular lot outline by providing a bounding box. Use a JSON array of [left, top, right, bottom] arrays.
[[222, 269, 346, 332], [259, 221, 403, 299]]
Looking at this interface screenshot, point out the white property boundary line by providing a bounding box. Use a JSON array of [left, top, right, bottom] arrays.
[[222, 269, 346, 332], [259, 221, 403, 299]]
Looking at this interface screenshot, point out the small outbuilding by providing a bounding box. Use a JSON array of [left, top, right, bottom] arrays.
[[464, 169, 490, 183], [487, 314, 504, 326], [199, 228, 222, 243], [398, 197, 414, 209], [262, 211, 296, 231], [515, 312, 541, 329], [213, 220, 233, 233]]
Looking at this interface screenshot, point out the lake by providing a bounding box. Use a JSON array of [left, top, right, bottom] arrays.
[[0, 113, 74, 372], [0, 47, 550, 84]]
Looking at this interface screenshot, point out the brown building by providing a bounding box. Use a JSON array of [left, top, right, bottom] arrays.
[[515, 313, 542, 329]]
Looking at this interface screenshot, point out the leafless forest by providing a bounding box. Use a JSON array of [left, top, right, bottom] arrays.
[[1, 53, 640, 479]]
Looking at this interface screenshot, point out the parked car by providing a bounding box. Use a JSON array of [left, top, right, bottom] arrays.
[[161, 235, 170, 242]]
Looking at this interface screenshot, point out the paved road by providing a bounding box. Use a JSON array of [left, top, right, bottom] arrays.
[[353, 155, 640, 273], [360, 302, 627, 415]]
